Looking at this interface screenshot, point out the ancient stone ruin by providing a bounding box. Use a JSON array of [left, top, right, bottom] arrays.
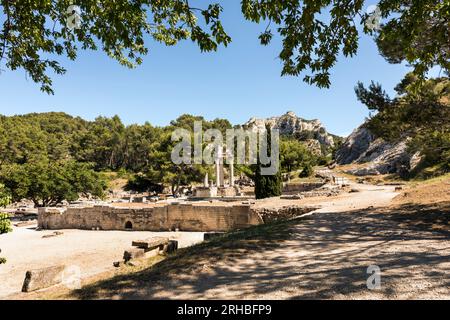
[[38, 202, 318, 232]]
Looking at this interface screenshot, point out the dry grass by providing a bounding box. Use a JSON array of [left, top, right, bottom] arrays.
[[393, 174, 450, 206]]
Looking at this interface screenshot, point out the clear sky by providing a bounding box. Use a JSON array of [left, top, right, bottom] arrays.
[[0, 1, 412, 137]]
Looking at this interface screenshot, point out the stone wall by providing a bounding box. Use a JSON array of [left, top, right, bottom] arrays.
[[38, 203, 263, 232], [251, 205, 319, 223], [282, 183, 325, 194]]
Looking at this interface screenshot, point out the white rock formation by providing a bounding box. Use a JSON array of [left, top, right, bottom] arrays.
[[336, 124, 415, 176], [244, 111, 335, 148]]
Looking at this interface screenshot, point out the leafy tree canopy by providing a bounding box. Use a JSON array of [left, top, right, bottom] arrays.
[[0, 0, 448, 93], [280, 138, 314, 174], [0, 159, 107, 207]]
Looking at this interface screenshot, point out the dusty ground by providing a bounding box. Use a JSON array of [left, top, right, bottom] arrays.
[[59, 182, 448, 300], [4, 178, 449, 300], [393, 174, 450, 206], [0, 227, 204, 299]]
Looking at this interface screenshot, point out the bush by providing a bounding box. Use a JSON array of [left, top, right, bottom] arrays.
[[125, 174, 164, 193], [300, 163, 314, 178], [0, 213, 12, 234]]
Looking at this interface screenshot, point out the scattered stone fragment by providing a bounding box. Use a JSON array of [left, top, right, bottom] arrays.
[[14, 220, 37, 227], [42, 231, 64, 238], [162, 240, 179, 254], [280, 195, 304, 200], [123, 247, 146, 262], [22, 265, 66, 292], [132, 237, 169, 250]]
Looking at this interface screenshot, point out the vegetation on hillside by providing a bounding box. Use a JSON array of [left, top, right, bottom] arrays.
[[0, 112, 320, 204], [356, 74, 450, 178], [280, 138, 319, 179]]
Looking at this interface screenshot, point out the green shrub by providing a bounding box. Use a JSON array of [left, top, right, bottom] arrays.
[[0, 213, 12, 235], [125, 174, 164, 193], [300, 163, 314, 178]]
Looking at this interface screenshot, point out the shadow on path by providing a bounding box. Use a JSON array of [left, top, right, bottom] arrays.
[[72, 203, 450, 300]]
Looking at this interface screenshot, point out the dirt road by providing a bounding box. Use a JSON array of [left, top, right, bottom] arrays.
[[3, 182, 449, 299], [65, 183, 449, 300]]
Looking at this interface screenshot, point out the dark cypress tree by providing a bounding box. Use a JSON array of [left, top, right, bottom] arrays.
[[254, 125, 282, 199]]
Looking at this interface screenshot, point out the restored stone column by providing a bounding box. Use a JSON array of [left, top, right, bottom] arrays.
[[215, 148, 222, 187], [229, 161, 235, 186], [219, 162, 224, 187], [204, 173, 209, 187]]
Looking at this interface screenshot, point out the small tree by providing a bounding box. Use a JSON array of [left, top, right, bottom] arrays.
[[0, 159, 106, 207], [300, 163, 314, 178], [0, 184, 12, 264]]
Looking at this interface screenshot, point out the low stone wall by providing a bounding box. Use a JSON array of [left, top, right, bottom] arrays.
[[38, 203, 263, 232], [282, 183, 326, 194], [251, 206, 319, 223]]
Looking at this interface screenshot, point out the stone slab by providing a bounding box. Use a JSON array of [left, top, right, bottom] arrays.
[[123, 247, 146, 262], [22, 265, 66, 292], [162, 240, 179, 254], [132, 237, 169, 250]]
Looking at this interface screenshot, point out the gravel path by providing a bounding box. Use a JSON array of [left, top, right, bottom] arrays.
[[3, 183, 449, 299], [83, 183, 449, 300]]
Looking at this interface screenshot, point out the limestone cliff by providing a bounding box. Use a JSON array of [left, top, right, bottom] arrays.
[[243, 111, 337, 154], [335, 124, 418, 176]]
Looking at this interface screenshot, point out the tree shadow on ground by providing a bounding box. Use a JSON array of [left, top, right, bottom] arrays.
[[383, 201, 450, 235], [71, 205, 450, 300]]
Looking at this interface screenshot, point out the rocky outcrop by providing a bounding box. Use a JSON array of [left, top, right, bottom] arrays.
[[336, 125, 415, 176], [243, 111, 336, 153], [335, 126, 375, 164]]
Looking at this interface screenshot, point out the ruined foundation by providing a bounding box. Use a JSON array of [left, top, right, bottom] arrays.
[[38, 203, 318, 232], [38, 204, 262, 232]]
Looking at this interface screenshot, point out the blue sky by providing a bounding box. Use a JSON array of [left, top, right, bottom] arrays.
[[0, 1, 412, 137]]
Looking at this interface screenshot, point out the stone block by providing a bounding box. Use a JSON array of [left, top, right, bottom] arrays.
[[123, 247, 146, 262], [132, 237, 169, 250], [162, 240, 179, 254], [22, 265, 66, 292]]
